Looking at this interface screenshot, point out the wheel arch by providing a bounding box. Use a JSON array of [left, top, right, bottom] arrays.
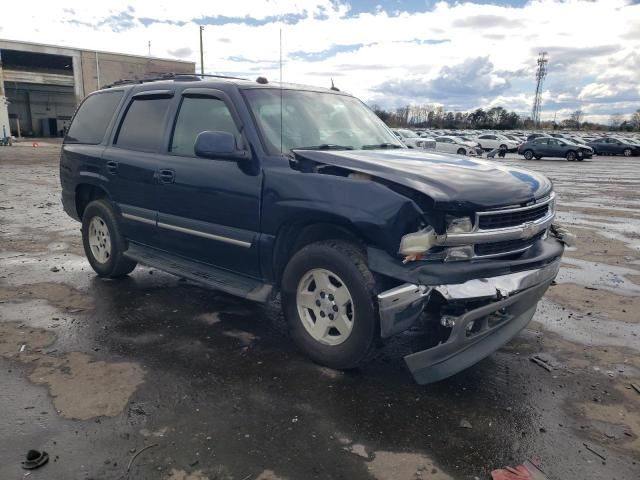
[[272, 220, 366, 286], [75, 183, 111, 220]]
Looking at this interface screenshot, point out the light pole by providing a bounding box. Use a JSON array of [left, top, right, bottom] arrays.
[[199, 26, 204, 78]]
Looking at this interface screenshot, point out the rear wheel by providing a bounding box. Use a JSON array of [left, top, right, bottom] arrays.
[[623, 148, 632, 157], [566, 150, 577, 161], [281, 240, 378, 370], [81, 199, 137, 278], [523, 150, 534, 160]]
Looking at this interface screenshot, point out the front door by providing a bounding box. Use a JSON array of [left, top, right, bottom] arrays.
[[154, 89, 262, 278]]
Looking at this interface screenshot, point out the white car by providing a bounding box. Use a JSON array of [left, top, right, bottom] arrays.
[[434, 136, 478, 156], [475, 133, 519, 151], [392, 129, 430, 149]]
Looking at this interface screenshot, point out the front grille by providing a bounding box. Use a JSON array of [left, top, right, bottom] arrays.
[[474, 232, 545, 257], [478, 203, 548, 230]]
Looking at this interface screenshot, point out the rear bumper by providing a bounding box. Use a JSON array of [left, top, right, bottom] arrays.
[[375, 251, 561, 384]]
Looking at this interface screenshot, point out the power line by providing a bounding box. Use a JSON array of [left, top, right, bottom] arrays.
[[531, 52, 548, 128]]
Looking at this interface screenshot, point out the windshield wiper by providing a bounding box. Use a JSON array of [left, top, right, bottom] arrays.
[[295, 144, 354, 150], [361, 143, 403, 150]]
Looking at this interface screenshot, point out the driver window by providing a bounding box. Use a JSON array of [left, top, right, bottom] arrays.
[[170, 96, 242, 156]]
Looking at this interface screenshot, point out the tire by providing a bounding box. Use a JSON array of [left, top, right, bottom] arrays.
[[81, 199, 137, 278], [499, 144, 507, 150], [456, 148, 466, 155], [523, 150, 534, 160], [281, 240, 378, 370], [623, 148, 632, 157], [566, 150, 577, 161], [535, 155, 542, 160]]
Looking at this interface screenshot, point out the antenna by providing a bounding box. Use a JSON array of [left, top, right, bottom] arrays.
[[531, 52, 548, 128], [280, 28, 283, 154]]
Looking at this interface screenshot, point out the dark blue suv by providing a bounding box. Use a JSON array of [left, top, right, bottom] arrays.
[[60, 75, 570, 384]]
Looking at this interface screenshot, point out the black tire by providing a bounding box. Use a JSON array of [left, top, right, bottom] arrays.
[[281, 240, 378, 370], [623, 148, 632, 157], [566, 150, 577, 161], [81, 199, 137, 278], [499, 144, 507, 150], [456, 148, 466, 155], [523, 150, 534, 160]]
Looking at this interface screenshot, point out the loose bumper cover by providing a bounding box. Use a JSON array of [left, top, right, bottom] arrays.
[[377, 254, 561, 385]]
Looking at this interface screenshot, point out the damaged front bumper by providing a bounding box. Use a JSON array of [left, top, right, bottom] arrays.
[[376, 256, 561, 385]]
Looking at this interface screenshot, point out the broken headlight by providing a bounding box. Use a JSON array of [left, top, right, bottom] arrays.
[[446, 215, 474, 234], [399, 226, 439, 262]]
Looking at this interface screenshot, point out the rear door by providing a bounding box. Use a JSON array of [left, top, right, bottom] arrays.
[[153, 88, 262, 277], [102, 90, 174, 244]]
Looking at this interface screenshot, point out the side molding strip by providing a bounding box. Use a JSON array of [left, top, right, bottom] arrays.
[[157, 221, 252, 248], [122, 213, 156, 225]]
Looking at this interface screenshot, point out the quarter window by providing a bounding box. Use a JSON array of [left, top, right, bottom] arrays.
[[170, 96, 242, 156], [65, 91, 123, 144], [115, 97, 172, 152]]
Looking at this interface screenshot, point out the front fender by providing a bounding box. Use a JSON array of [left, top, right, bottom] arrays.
[[262, 167, 424, 254]]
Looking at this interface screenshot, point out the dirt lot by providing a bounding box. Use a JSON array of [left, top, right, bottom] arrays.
[[1, 142, 638, 480]]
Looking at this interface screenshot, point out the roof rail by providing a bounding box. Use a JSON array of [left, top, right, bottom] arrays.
[[103, 72, 248, 89]]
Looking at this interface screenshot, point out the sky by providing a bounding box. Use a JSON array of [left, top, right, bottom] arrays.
[[2, 0, 639, 123]]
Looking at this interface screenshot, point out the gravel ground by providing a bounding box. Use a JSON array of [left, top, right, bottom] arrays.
[[0, 142, 638, 480]]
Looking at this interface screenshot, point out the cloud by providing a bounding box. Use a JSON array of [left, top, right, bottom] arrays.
[[1, 0, 639, 123], [372, 57, 511, 108], [167, 47, 193, 59], [453, 14, 522, 29]]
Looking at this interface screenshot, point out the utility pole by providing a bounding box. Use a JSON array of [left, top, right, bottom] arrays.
[[531, 52, 548, 129], [148, 41, 151, 56], [199, 26, 204, 78]]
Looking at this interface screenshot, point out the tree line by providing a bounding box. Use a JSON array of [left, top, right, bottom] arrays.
[[370, 104, 640, 132]]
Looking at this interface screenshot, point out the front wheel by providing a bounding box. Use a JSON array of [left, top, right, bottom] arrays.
[[623, 148, 632, 157], [281, 240, 378, 370], [523, 150, 534, 160], [566, 150, 577, 161], [456, 148, 466, 155], [81, 199, 137, 278]]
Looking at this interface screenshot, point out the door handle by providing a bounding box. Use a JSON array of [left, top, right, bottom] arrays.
[[158, 169, 175, 184], [106, 160, 118, 175]]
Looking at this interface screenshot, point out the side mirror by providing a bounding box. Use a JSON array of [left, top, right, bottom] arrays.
[[194, 131, 248, 161]]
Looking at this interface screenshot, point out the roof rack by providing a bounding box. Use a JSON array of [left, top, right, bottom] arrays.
[[103, 72, 248, 89]]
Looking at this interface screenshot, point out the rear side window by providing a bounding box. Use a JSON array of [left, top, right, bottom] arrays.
[[170, 96, 242, 156], [115, 98, 172, 152], [65, 91, 123, 144]]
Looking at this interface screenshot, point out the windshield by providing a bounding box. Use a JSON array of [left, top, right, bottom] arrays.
[[243, 89, 403, 153]]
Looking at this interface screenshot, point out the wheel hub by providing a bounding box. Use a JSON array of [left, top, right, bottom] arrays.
[[296, 268, 354, 346], [88, 216, 112, 264]]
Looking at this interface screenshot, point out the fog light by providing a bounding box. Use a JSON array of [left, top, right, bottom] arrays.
[[444, 245, 474, 261], [446, 216, 473, 234]]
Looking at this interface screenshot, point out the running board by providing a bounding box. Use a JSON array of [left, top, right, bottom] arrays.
[[125, 243, 273, 303]]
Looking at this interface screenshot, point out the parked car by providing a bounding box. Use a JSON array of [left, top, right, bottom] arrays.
[[518, 137, 593, 161], [60, 75, 569, 385], [392, 129, 430, 149], [475, 133, 519, 151], [526, 133, 549, 142], [588, 137, 640, 156], [434, 136, 478, 155]]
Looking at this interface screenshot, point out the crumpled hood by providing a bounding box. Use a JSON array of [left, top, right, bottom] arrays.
[[293, 149, 553, 210]]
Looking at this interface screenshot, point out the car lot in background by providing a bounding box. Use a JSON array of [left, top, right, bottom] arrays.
[[588, 137, 640, 156], [474, 133, 519, 151], [392, 128, 429, 149], [517, 137, 593, 161], [434, 135, 478, 155]]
